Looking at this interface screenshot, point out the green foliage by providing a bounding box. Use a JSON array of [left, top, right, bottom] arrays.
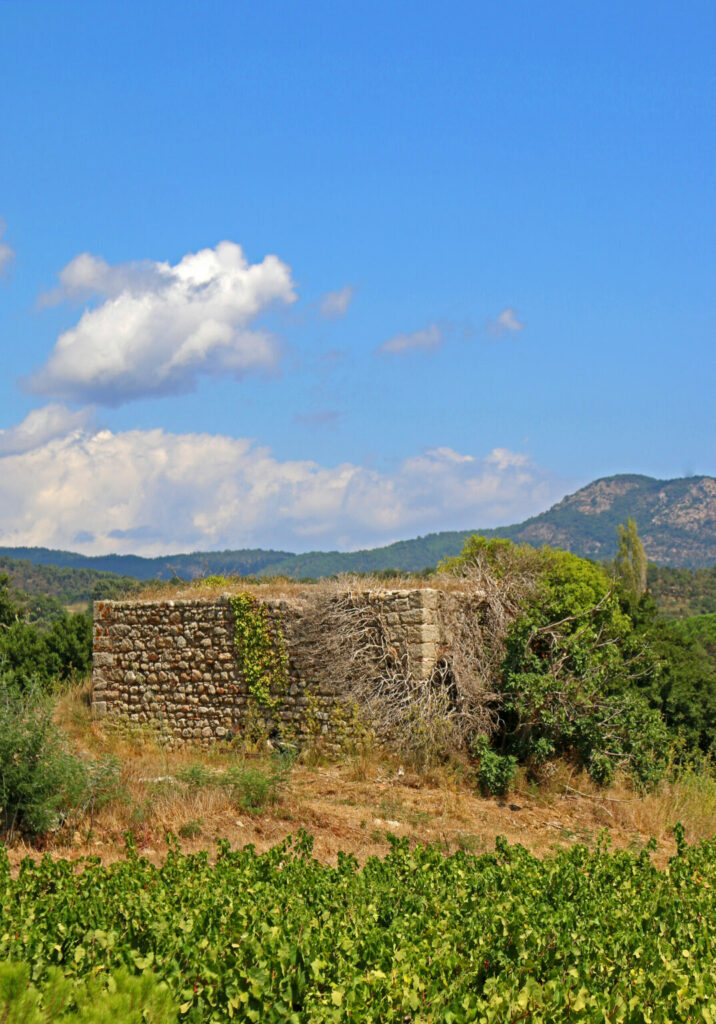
[[200, 575, 233, 588], [647, 564, 716, 617], [0, 681, 88, 841], [0, 574, 92, 689], [83, 756, 126, 829], [614, 517, 647, 598], [0, 961, 177, 1022], [0, 612, 92, 689], [230, 594, 288, 710], [176, 753, 293, 813], [503, 549, 671, 783], [16, 592, 69, 631], [439, 533, 542, 576], [0, 572, 17, 628], [676, 610, 716, 654], [471, 735, 517, 796], [223, 762, 285, 811], [0, 555, 142, 607], [446, 535, 669, 785], [174, 764, 214, 790], [177, 820, 202, 839], [636, 612, 716, 754], [0, 833, 715, 1021]]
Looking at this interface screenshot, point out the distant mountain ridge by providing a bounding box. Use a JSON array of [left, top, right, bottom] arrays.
[[491, 474, 716, 567], [0, 474, 714, 580]]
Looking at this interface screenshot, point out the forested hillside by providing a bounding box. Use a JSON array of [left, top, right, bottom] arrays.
[[1, 474, 713, 579], [647, 564, 716, 617], [494, 474, 716, 567], [0, 556, 140, 608], [0, 547, 293, 582]]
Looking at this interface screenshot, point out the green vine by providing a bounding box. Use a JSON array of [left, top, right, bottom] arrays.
[[230, 594, 288, 711]]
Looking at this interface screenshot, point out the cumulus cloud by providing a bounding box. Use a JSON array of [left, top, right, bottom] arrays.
[[37, 252, 167, 307], [27, 241, 296, 405], [0, 221, 15, 275], [0, 404, 93, 456], [377, 322, 443, 356], [319, 285, 354, 319], [488, 307, 525, 336], [0, 410, 563, 555]]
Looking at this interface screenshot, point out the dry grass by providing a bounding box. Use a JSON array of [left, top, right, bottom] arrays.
[[2, 680, 701, 875], [127, 572, 473, 605]]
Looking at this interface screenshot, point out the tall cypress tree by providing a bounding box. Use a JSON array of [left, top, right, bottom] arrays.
[[615, 518, 647, 598]]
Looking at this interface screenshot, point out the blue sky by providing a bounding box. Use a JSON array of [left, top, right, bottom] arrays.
[[0, 1, 714, 555]]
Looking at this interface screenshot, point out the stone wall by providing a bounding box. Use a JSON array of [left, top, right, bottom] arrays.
[[92, 588, 450, 747]]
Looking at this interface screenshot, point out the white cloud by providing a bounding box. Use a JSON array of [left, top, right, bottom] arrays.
[[0, 221, 15, 275], [0, 410, 563, 555], [38, 252, 167, 307], [0, 404, 93, 456], [486, 447, 530, 471], [319, 285, 354, 318], [28, 241, 296, 405], [377, 322, 443, 356], [489, 307, 525, 336]]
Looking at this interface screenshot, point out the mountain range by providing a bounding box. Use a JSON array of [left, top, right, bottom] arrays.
[[1, 474, 714, 581]]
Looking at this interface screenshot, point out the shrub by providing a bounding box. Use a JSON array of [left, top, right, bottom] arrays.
[[0, 680, 87, 841], [224, 753, 293, 811], [446, 536, 670, 785], [471, 735, 517, 796], [175, 763, 214, 789], [83, 755, 126, 830], [224, 765, 279, 810]]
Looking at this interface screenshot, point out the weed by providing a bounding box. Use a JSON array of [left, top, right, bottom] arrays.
[[83, 755, 126, 831], [176, 764, 215, 789], [453, 832, 484, 853], [224, 766, 277, 811], [178, 819, 203, 839], [377, 796, 404, 820], [129, 798, 154, 825], [405, 807, 432, 827]]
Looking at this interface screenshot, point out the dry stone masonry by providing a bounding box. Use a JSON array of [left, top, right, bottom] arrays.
[[92, 588, 452, 747]]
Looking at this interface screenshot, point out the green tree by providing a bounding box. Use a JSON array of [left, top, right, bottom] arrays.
[[0, 574, 18, 629], [615, 518, 647, 599], [445, 535, 668, 785], [628, 611, 716, 755], [0, 613, 92, 690], [498, 547, 666, 783]]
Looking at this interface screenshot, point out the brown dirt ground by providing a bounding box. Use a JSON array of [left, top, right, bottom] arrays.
[[5, 682, 713, 874], [8, 746, 712, 875]]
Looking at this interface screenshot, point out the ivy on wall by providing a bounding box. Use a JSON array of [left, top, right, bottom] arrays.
[[230, 594, 288, 711]]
